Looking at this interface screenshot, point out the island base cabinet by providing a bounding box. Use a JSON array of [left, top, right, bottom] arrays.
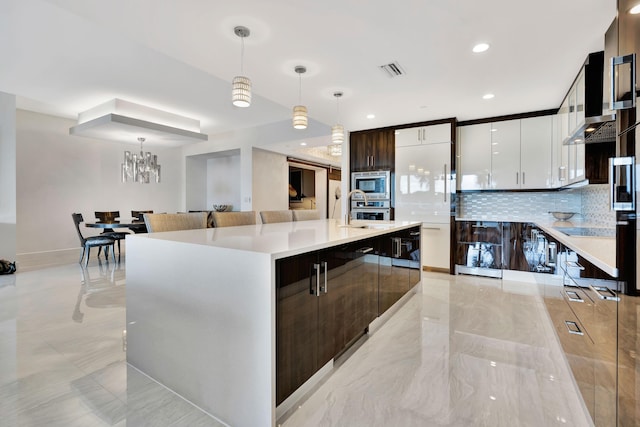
[[275, 239, 379, 405]]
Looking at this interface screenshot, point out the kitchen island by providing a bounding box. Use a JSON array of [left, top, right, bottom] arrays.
[[125, 219, 421, 427]]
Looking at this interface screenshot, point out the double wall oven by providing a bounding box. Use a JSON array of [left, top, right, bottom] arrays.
[[351, 171, 391, 220]]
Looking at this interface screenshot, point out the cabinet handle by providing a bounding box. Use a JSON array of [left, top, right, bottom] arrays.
[[417, 129, 421, 143], [611, 53, 636, 110], [311, 263, 320, 297], [443, 164, 447, 202], [559, 166, 566, 182], [323, 261, 328, 294], [392, 237, 402, 257], [371, 155, 375, 167], [423, 227, 441, 230], [589, 285, 620, 301], [522, 172, 525, 185], [356, 247, 374, 254], [565, 320, 584, 336], [516, 172, 519, 185], [565, 290, 584, 302]]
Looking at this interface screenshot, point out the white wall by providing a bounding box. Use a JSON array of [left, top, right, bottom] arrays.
[[207, 155, 241, 211], [252, 148, 288, 215], [0, 92, 16, 261], [16, 110, 184, 256]]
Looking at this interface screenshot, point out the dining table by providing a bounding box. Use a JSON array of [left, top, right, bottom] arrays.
[[85, 220, 147, 233]]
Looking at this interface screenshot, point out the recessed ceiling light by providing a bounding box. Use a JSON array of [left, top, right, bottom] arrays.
[[472, 43, 490, 53], [483, 93, 495, 100], [630, 3, 640, 14], [366, 114, 375, 119], [300, 142, 307, 146]]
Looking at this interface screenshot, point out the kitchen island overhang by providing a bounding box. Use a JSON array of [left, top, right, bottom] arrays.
[[125, 219, 422, 427]]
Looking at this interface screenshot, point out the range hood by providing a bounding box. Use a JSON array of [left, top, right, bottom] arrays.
[[69, 99, 208, 147], [563, 51, 617, 145]]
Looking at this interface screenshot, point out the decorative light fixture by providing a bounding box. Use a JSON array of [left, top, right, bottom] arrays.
[[122, 137, 161, 183], [328, 91, 344, 156], [293, 65, 308, 129], [232, 26, 251, 108]]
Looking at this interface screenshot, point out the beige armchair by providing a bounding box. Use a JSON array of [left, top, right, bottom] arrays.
[[211, 211, 256, 227], [260, 210, 293, 224], [292, 210, 322, 221], [144, 212, 207, 233]]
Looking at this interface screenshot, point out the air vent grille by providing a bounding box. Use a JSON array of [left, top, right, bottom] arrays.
[[379, 62, 405, 78]]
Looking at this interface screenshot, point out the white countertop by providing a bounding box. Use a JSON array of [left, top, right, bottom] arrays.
[[533, 222, 618, 278], [127, 219, 421, 260]]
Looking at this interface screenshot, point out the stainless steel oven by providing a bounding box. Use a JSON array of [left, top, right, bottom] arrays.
[[351, 207, 391, 221], [351, 171, 391, 200]]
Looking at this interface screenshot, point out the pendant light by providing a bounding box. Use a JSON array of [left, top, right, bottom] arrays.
[[293, 65, 308, 129], [232, 26, 251, 108], [328, 91, 344, 156]]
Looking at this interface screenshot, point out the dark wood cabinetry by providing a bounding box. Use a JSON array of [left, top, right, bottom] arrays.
[[275, 238, 379, 405], [275, 226, 420, 405], [585, 141, 616, 184], [377, 227, 421, 314], [349, 129, 395, 172], [455, 221, 503, 278]]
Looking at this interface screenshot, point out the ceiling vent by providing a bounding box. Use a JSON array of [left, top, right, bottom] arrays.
[[379, 62, 405, 78]]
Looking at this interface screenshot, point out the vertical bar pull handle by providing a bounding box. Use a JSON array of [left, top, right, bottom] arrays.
[[611, 53, 637, 110], [312, 263, 320, 297], [323, 261, 328, 293], [516, 172, 519, 185], [443, 164, 447, 202], [522, 172, 525, 185]]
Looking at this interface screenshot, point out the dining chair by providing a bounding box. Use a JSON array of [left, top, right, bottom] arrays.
[[292, 210, 322, 221], [94, 211, 130, 255], [72, 213, 116, 267], [144, 212, 208, 232], [260, 210, 293, 224], [211, 211, 256, 227], [130, 210, 153, 233]]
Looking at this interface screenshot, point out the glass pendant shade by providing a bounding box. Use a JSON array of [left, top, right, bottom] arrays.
[[331, 123, 344, 144], [232, 26, 251, 108], [293, 105, 308, 129], [121, 137, 161, 183], [328, 143, 342, 156], [232, 76, 251, 107]]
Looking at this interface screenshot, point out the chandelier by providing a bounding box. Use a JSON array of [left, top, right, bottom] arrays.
[[121, 137, 161, 183]]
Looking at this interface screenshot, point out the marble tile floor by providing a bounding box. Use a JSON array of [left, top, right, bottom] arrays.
[[0, 261, 600, 426]]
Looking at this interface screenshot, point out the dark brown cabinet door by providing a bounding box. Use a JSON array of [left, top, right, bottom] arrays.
[[350, 129, 395, 172], [276, 251, 320, 405], [455, 221, 503, 269], [377, 227, 420, 315]]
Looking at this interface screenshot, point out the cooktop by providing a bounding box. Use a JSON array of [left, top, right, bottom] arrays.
[[553, 227, 616, 238]]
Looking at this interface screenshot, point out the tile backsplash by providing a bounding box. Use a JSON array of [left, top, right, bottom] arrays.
[[457, 185, 611, 225]]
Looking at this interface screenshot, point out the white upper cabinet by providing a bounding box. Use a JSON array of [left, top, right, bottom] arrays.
[[395, 123, 451, 147], [520, 116, 553, 189], [490, 120, 521, 190], [458, 123, 491, 190], [458, 116, 554, 191]]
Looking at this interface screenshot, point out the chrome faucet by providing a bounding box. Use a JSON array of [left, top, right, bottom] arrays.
[[345, 189, 369, 225]]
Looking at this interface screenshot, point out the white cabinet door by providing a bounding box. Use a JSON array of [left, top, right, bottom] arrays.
[[574, 143, 585, 182], [458, 123, 491, 190], [395, 127, 420, 148], [421, 222, 450, 271], [424, 123, 451, 144], [395, 142, 451, 222], [520, 116, 553, 189], [490, 120, 521, 190]]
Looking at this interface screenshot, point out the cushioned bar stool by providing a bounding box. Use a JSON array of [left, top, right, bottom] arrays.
[[94, 211, 130, 255], [144, 212, 207, 233], [260, 210, 293, 224], [72, 213, 116, 267], [211, 211, 256, 227], [292, 210, 322, 221]]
